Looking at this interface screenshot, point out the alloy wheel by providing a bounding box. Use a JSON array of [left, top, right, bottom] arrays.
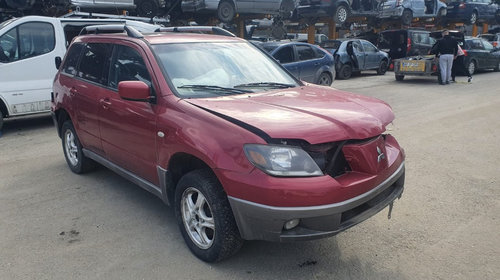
[[64, 129, 79, 166], [181, 187, 215, 249]]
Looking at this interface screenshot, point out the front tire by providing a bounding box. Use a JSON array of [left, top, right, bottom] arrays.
[[377, 60, 388, 75], [217, 1, 236, 23], [174, 169, 243, 262], [61, 121, 96, 174]]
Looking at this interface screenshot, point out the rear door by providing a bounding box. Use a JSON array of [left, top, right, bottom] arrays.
[[98, 43, 159, 185], [273, 45, 300, 79], [295, 44, 321, 82]]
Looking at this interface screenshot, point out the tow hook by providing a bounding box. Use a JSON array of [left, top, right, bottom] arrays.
[[387, 202, 394, 220]]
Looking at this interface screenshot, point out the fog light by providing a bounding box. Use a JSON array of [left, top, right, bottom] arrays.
[[284, 219, 300, 230]]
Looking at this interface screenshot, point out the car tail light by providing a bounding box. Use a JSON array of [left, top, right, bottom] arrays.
[[493, 42, 498, 47], [389, 62, 394, 70], [407, 37, 411, 54], [459, 3, 466, 8], [432, 64, 437, 72], [463, 49, 468, 56]]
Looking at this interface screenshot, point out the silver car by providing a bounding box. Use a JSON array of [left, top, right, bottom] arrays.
[[71, 0, 166, 16], [378, 0, 448, 25], [181, 0, 297, 23]]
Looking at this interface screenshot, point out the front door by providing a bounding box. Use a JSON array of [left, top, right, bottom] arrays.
[[99, 43, 159, 185], [361, 40, 379, 69]]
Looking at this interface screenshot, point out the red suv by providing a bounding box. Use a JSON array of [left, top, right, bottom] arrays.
[[51, 25, 406, 262]]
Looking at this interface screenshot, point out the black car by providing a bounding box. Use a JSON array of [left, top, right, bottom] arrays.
[[378, 29, 437, 64], [446, 0, 500, 25], [322, 39, 389, 79], [463, 37, 500, 74]]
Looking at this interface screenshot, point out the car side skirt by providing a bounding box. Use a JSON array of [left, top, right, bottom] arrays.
[[82, 149, 171, 204]]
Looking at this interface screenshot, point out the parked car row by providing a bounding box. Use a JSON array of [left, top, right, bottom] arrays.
[[297, 0, 500, 26]]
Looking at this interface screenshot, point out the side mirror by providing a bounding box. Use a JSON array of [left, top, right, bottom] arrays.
[[55, 56, 62, 70], [118, 81, 152, 102]]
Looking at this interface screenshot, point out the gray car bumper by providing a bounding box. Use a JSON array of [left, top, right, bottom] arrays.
[[228, 162, 405, 242]]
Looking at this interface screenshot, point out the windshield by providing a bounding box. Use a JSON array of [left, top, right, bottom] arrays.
[[152, 42, 298, 98]]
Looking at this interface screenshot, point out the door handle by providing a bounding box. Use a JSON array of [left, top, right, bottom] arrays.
[[100, 98, 112, 109], [69, 87, 77, 97]]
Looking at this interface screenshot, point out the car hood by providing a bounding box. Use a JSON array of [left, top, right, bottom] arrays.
[[186, 85, 394, 144]]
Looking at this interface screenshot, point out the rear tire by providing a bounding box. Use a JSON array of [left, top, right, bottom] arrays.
[[401, 9, 413, 25], [136, 0, 160, 17], [174, 169, 243, 262], [317, 72, 333, 86], [333, 5, 349, 24], [395, 75, 405, 81], [338, 64, 352, 79], [377, 60, 388, 75], [217, 1, 236, 23], [494, 60, 500, 72], [469, 11, 478, 25], [467, 60, 477, 75], [61, 121, 96, 174]]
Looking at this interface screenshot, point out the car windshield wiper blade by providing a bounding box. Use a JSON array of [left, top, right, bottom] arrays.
[[177, 84, 252, 94], [234, 82, 296, 89]]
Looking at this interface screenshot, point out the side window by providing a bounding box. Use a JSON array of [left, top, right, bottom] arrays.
[[361, 41, 377, 52], [296, 45, 316, 61], [273, 46, 294, 63], [0, 28, 18, 63], [482, 40, 494, 51], [62, 43, 84, 75], [18, 22, 55, 60], [78, 43, 113, 85], [472, 39, 484, 49], [0, 22, 55, 63], [313, 46, 326, 58], [108, 45, 152, 89]]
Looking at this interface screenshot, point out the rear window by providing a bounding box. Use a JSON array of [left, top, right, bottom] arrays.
[[378, 31, 407, 49], [479, 34, 494, 41]]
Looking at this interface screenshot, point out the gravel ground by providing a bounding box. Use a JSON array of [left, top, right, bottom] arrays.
[[0, 71, 499, 280]]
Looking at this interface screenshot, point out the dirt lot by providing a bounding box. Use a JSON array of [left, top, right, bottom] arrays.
[[1, 72, 499, 280]]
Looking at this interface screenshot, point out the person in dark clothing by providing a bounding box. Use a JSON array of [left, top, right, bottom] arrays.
[[451, 44, 472, 83], [435, 30, 458, 85], [346, 41, 359, 69]]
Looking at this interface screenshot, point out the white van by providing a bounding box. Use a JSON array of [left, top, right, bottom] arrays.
[[0, 16, 159, 129]]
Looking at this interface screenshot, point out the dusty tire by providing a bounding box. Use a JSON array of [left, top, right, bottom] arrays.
[[136, 0, 159, 17], [338, 64, 352, 79], [0, 113, 3, 131], [467, 60, 477, 75], [61, 121, 96, 174], [174, 169, 243, 263], [401, 9, 413, 25], [317, 72, 333, 86], [469, 11, 478, 25], [395, 75, 405, 81], [217, 1, 236, 23], [377, 60, 388, 75], [494, 60, 500, 72], [333, 5, 349, 24]]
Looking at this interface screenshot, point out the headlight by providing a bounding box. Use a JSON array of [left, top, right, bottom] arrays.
[[244, 144, 323, 177]]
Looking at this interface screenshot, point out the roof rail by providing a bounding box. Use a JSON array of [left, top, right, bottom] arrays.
[[155, 26, 236, 37], [79, 24, 143, 38]]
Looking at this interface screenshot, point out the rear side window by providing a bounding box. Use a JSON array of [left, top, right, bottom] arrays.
[[296, 45, 316, 61], [274, 46, 294, 63], [108, 45, 152, 89], [62, 43, 84, 75], [78, 43, 113, 85], [0, 22, 55, 63]]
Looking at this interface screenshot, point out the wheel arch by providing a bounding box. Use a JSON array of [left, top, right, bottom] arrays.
[[0, 96, 8, 118], [54, 108, 72, 138]]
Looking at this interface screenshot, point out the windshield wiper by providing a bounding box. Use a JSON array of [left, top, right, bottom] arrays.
[[234, 82, 296, 89], [177, 84, 252, 95]]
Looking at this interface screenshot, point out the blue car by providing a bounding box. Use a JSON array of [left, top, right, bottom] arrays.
[[255, 41, 336, 86], [446, 0, 500, 25], [321, 39, 389, 80]]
